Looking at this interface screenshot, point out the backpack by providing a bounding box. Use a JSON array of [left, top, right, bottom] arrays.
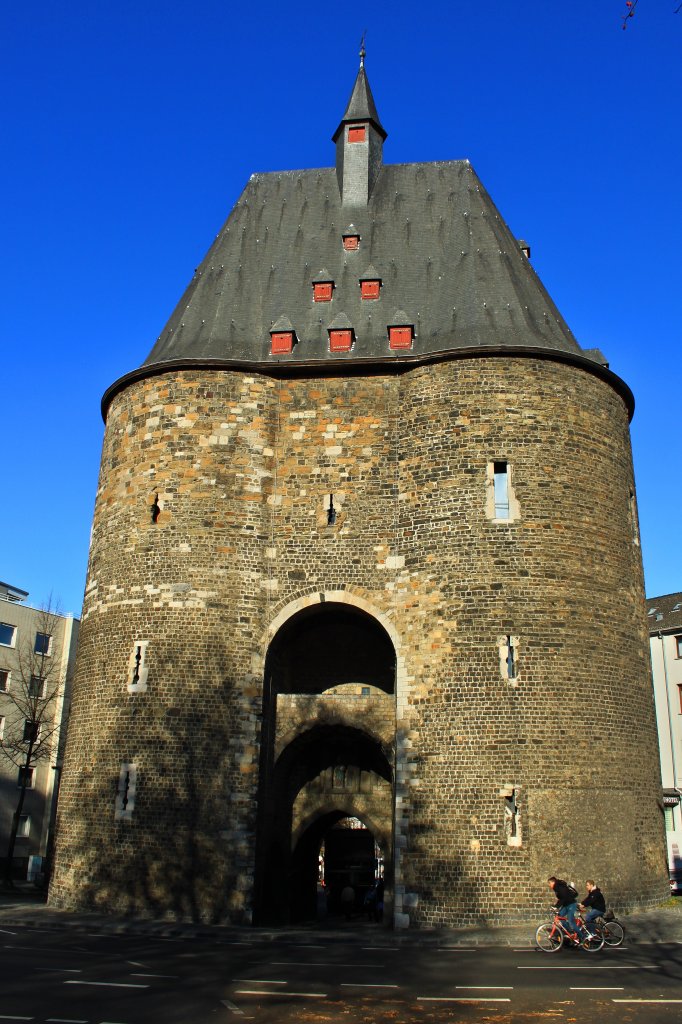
[[567, 884, 578, 901]]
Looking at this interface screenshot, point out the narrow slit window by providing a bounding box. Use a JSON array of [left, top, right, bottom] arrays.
[[676, 636, 682, 660], [505, 635, 517, 680], [493, 461, 510, 519], [115, 762, 137, 821], [127, 641, 149, 693]]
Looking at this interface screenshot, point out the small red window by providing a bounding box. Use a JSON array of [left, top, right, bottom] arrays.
[[313, 282, 333, 302], [343, 235, 360, 251], [329, 329, 353, 352], [348, 125, 366, 143], [271, 331, 293, 354], [361, 280, 381, 299], [389, 326, 413, 350]]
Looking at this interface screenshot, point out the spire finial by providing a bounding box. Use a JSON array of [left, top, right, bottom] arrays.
[[359, 30, 366, 68]]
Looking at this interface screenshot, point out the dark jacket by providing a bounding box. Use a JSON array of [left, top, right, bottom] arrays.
[[582, 887, 606, 913], [553, 879, 577, 907]]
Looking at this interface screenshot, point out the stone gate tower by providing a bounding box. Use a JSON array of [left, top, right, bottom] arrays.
[[50, 60, 668, 926]]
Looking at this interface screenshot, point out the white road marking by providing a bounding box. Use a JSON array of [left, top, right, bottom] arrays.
[[126, 961, 146, 967], [47, 1019, 89, 1022], [130, 972, 177, 978], [268, 961, 384, 968], [341, 983, 400, 988], [570, 987, 625, 991], [35, 968, 82, 973], [0, 929, 17, 935], [221, 1000, 244, 1017], [518, 965, 658, 970], [233, 980, 288, 985], [64, 980, 149, 989], [362, 946, 399, 951], [418, 997, 511, 1003], [288, 944, 324, 948], [0, 1017, 34, 1021], [456, 986, 513, 990], [235, 990, 327, 998], [612, 1000, 682, 1004]]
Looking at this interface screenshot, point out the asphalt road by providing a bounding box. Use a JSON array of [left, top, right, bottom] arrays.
[[1, 924, 680, 1024]]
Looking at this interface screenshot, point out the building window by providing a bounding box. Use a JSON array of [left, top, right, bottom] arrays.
[[313, 281, 334, 302], [499, 635, 520, 684], [342, 234, 360, 251], [34, 632, 52, 656], [271, 331, 294, 354], [494, 462, 510, 518], [665, 805, 675, 832], [0, 716, 4, 740], [348, 124, 366, 143], [388, 325, 413, 350], [329, 329, 354, 352], [0, 623, 16, 647], [17, 815, 31, 838], [115, 762, 137, 821], [128, 641, 149, 694], [676, 636, 682, 659], [0, 669, 9, 692], [361, 686, 370, 696], [18, 767, 35, 789], [23, 720, 40, 743], [678, 684, 682, 714], [28, 675, 46, 698], [361, 279, 381, 300]]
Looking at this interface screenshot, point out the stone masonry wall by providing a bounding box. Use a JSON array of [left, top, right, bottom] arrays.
[[49, 356, 668, 925]]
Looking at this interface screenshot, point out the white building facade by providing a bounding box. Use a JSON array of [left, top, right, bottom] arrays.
[[648, 592, 682, 891]]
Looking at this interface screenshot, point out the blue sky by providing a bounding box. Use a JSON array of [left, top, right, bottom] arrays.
[[2, 2, 680, 615]]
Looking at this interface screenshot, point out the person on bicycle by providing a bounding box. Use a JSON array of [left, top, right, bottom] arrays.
[[579, 879, 606, 934], [548, 876, 586, 940]]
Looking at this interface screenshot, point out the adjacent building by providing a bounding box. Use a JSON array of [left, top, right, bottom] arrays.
[[0, 582, 79, 880], [49, 59, 668, 926], [648, 592, 682, 891]]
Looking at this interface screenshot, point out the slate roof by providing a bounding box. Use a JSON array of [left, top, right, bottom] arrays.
[[332, 65, 387, 141], [102, 65, 633, 417], [143, 160, 602, 368], [647, 593, 682, 635]]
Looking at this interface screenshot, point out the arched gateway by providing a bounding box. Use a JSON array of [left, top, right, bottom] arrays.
[[254, 599, 396, 924]]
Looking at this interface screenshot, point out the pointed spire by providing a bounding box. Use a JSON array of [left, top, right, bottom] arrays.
[[332, 49, 387, 143]]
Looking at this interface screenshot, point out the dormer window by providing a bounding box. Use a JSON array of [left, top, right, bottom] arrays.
[[342, 225, 360, 251], [328, 314, 354, 353], [388, 312, 414, 350], [312, 270, 334, 302], [360, 265, 382, 299], [270, 316, 296, 355], [348, 124, 367, 143]]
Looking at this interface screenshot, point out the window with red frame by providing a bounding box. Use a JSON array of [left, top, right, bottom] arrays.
[[389, 326, 413, 350], [271, 331, 293, 354], [329, 329, 353, 352]]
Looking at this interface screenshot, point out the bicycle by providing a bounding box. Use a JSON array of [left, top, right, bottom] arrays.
[[593, 910, 625, 947], [535, 907, 605, 952]]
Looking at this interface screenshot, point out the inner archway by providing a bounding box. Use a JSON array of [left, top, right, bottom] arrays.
[[253, 601, 396, 925]]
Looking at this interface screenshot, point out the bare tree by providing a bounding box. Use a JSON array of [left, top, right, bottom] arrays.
[[0, 602, 66, 886]]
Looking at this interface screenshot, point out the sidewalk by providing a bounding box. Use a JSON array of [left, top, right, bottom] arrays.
[[1, 885, 680, 946]]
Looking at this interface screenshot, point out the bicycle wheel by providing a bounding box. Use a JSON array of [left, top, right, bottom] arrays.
[[602, 920, 624, 946], [581, 930, 605, 952], [536, 923, 564, 952]]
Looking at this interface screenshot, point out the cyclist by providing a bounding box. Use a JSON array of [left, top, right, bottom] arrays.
[[579, 879, 606, 934], [548, 875, 586, 941]]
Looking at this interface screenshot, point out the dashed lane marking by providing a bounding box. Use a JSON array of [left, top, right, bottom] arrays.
[[129, 972, 176, 978], [0, 1017, 34, 1021], [341, 983, 400, 988], [361, 946, 399, 951], [64, 981, 149, 989], [232, 980, 288, 985], [267, 961, 384, 968], [456, 987, 513, 990], [0, 929, 18, 935], [612, 1000, 682, 1004], [235, 990, 327, 998], [35, 968, 82, 973], [221, 1000, 245, 1016], [46, 1019, 88, 1022], [518, 965, 658, 970], [570, 987, 625, 991], [418, 997, 511, 1003]]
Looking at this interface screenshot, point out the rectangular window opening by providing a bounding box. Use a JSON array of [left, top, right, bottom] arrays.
[[18, 766, 35, 789], [329, 329, 353, 352], [348, 125, 366, 143], [23, 720, 40, 743], [34, 632, 52, 656], [676, 636, 682, 660], [0, 716, 4, 741], [17, 814, 31, 838], [494, 461, 510, 519], [678, 684, 682, 715], [29, 675, 46, 698], [0, 669, 9, 692], [0, 623, 17, 647]]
